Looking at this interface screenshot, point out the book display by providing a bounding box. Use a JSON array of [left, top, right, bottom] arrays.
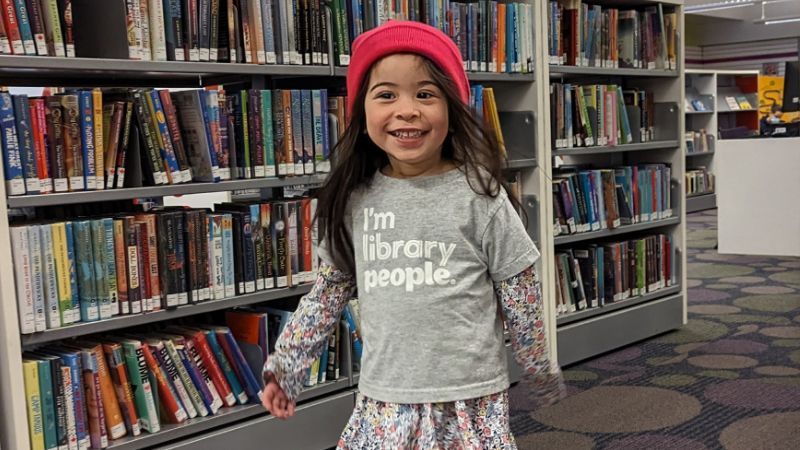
[[684, 69, 716, 213]]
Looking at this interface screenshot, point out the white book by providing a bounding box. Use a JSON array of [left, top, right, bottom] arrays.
[[39, 224, 61, 329], [139, 0, 152, 60], [148, 0, 167, 61], [11, 226, 36, 334], [28, 225, 47, 332], [284, 0, 299, 64]]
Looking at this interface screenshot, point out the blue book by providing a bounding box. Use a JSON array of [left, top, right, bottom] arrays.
[[578, 172, 598, 230], [341, 305, 362, 361], [78, 91, 97, 190], [222, 214, 235, 298], [197, 90, 220, 181], [318, 346, 329, 384], [216, 327, 262, 402], [102, 218, 118, 317], [12, 94, 40, 193], [173, 342, 218, 414], [203, 329, 248, 405], [0, 92, 25, 195]]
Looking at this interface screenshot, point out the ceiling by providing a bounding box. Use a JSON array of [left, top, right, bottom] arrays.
[[685, 0, 800, 21]]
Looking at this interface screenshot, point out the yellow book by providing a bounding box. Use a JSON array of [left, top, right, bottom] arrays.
[[483, 88, 506, 155], [23, 359, 45, 450], [51, 222, 73, 325], [92, 88, 105, 189]]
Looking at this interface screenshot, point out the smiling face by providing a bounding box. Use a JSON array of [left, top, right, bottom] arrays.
[[364, 54, 450, 175]]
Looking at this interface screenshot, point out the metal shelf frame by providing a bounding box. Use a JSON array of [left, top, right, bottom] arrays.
[[557, 285, 682, 326], [553, 140, 680, 156], [549, 65, 679, 78], [553, 216, 681, 246]]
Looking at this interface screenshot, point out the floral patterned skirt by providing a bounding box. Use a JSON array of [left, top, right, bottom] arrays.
[[336, 391, 516, 450]]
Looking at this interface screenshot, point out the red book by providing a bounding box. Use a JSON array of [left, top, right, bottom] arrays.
[[301, 199, 313, 282], [29, 98, 52, 193], [1, 0, 23, 54], [140, 342, 187, 423], [137, 222, 153, 312]]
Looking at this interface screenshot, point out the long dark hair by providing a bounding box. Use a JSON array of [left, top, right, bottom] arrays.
[[316, 55, 520, 273]]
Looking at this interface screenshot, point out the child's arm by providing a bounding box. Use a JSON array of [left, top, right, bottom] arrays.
[[263, 262, 356, 401], [495, 264, 567, 407]]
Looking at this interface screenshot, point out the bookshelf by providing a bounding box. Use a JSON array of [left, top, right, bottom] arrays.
[[685, 69, 717, 213], [543, 0, 687, 367], [0, 2, 547, 450]]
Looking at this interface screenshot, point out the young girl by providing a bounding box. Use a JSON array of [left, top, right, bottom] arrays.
[[261, 20, 565, 448]]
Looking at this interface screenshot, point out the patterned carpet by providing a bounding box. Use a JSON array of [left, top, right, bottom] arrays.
[[509, 209, 800, 450]]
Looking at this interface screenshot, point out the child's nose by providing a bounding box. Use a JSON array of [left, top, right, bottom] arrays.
[[394, 96, 420, 120]]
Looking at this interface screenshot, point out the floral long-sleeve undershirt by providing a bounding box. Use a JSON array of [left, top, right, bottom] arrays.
[[264, 262, 565, 407]]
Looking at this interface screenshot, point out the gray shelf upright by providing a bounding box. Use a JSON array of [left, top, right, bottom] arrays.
[[20, 284, 313, 347], [554, 217, 681, 246], [7, 175, 328, 208], [553, 140, 679, 156]]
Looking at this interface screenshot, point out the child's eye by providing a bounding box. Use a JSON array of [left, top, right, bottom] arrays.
[[417, 91, 436, 99], [376, 92, 395, 100]]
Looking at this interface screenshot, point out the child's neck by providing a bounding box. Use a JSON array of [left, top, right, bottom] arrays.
[[382, 158, 456, 180]]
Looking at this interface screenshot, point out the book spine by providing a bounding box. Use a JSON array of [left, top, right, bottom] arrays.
[[148, 90, 183, 183], [132, 90, 167, 185], [25, 0, 46, 54], [11, 226, 35, 333], [91, 89, 105, 189], [159, 90, 192, 182], [260, 203, 275, 288], [77, 350, 107, 449], [2, 0, 23, 54], [174, 342, 218, 414], [248, 204, 265, 290], [23, 359, 45, 450], [189, 331, 236, 406], [44, 97, 68, 192], [0, 92, 25, 195], [197, 0, 209, 60], [120, 340, 160, 433], [45, 357, 67, 450], [248, 89, 265, 177], [141, 343, 188, 423], [77, 91, 97, 190], [300, 89, 313, 174], [271, 202, 288, 287], [311, 89, 323, 174], [181, 337, 224, 412], [51, 222, 74, 326], [13, 0, 36, 54], [301, 198, 312, 282], [287, 200, 299, 286], [209, 215, 224, 299], [27, 225, 47, 332], [162, 0, 176, 59], [86, 221, 109, 321], [196, 90, 220, 181], [199, 211, 211, 300], [204, 90, 226, 180], [39, 224, 61, 330], [238, 90, 251, 178], [12, 94, 40, 193], [271, 90, 286, 175], [102, 343, 141, 436], [290, 90, 303, 174], [58, 94, 83, 191], [163, 339, 208, 416], [30, 98, 52, 193], [259, 90, 276, 177], [89, 345, 125, 440], [152, 340, 199, 418], [221, 214, 235, 298], [39, 0, 62, 54], [204, 330, 247, 404]]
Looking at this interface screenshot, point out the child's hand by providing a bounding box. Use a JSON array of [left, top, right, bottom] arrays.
[[261, 372, 296, 419]]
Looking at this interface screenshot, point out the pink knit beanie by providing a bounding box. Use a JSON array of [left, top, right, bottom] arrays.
[[346, 20, 470, 116]]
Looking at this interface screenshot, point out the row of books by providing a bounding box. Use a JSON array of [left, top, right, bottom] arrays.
[[0, 0, 537, 74], [686, 168, 714, 196], [552, 164, 673, 236], [547, 0, 677, 70], [685, 129, 712, 154], [10, 197, 318, 334], [22, 316, 347, 449], [0, 0, 75, 57], [1, 88, 344, 196], [555, 233, 676, 316], [550, 83, 656, 149], [470, 85, 506, 154]]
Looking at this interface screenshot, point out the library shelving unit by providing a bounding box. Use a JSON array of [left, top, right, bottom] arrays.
[[685, 69, 717, 213], [0, 6, 542, 450], [716, 69, 760, 139], [541, 0, 687, 366]]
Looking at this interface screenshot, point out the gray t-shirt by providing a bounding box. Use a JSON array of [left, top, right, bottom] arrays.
[[321, 168, 540, 403]]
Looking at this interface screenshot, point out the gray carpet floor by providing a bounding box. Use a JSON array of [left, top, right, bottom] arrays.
[[509, 209, 800, 449]]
